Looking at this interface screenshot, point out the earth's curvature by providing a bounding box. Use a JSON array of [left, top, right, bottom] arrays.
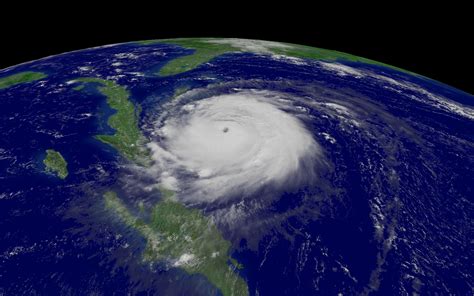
[[0, 38, 473, 295]]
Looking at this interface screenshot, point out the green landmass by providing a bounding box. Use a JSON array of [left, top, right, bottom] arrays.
[[72, 84, 85, 91], [104, 190, 248, 296], [138, 38, 412, 76], [43, 149, 68, 179], [0, 71, 47, 90], [73, 78, 148, 163], [151, 39, 237, 76], [172, 85, 191, 99], [271, 43, 411, 74]]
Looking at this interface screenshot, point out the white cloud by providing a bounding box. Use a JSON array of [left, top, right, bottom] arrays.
[[205, 38, 293, 54], [173, 253, 196, 267], [147, 90, 322, 204]]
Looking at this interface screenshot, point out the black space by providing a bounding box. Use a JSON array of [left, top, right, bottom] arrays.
[[1, 9, 472, 94]]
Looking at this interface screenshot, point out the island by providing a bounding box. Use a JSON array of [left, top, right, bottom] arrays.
[[73, 78, 148, 163], [0, 71, 47, 90], [104, 190, 248, 296], [43, 149, 68, 179], [72, 77, 248, 294]]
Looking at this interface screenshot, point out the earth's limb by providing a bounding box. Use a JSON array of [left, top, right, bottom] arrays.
[[73, 78, 149, 163], [0, 71, 47, 90], [2, 38, 472, 295], [104, 190, 249, 296], [140, 38, 412, 76], [43, 149, 68, 179], [271, 43, 413, 74]]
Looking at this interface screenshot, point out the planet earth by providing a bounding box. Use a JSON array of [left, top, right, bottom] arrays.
[[0, 38, 473, 295]]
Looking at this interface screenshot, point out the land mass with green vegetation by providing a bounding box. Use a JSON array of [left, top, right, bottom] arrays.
[[172, 85, 192, 100], [0, 71, 47, 90], [43, 149, 68, 179], [73, 78, 148, 163], [138, 38, 411, 77], [147, 39, 237, 76], [104, 190, 248, 296]]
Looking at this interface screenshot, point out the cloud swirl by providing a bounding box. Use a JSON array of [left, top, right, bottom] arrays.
[[148, 90, 321, 203]]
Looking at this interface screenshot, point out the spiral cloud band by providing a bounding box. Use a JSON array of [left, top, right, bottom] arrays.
[[148, 90, 321, 203]]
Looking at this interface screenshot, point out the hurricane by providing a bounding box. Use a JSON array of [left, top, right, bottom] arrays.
[[147, 90, 322, 203], [1, 38, 473, 295]]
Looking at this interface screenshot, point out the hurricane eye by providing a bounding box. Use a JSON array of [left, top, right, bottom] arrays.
[[149, 92, 319, 203]]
